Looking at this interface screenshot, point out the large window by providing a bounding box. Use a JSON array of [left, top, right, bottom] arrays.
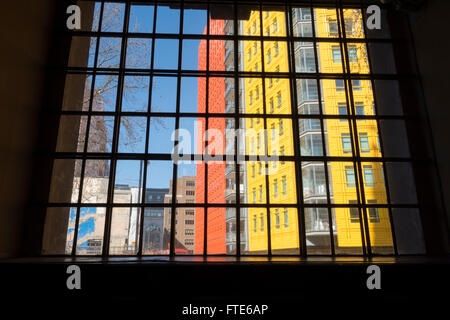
[[42, 1, 425, 258]]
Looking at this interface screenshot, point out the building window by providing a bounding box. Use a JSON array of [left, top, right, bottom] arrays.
[[186, 190, 195, 196], [259, 185, 264, 203], [282, 176, 287, 195], [253, 215, 257, 233], [349, 200, 359, 223], [267, 49, 272, 64], [252, 188, 257, 204], [279, 120, 284, 135], [270, 98, 274, 113], [283, 209, 289, 227], [341, 133, 352, 154], [345, 166, 356, 187], [359, 133, 370, 153], [352, 79, 362, 90], [273, 179, 279, 198], [338, 102, 347, 121], [348, 45, 358, 62], [332, 46, 341, 63], [271, 123, 276, 140], [251, 164, 255, 178], [185, 220, 195, 225], [260, 213, 265, 232], [275, 209, 280, 229], [277, 91, 282, 108], [274, 42, 279, 56], [367, 200, 380, 223], [335, 79, 345, 91], [328, 20, 338, 36], [363, 165, 375, 187], [355, 102, 365, 118]]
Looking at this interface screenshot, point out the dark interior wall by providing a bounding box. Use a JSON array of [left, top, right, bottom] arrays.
[[409, 0, 450, 248], [0, 0, 449, 258], [0, 1, 58, 258]]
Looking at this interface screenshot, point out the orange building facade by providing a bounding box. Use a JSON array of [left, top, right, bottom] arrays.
[[195, 19, 227, 254]]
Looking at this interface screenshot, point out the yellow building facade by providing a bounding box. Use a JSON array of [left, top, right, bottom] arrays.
[[243, 8, 393, 254], [243, 10, 299, 253]]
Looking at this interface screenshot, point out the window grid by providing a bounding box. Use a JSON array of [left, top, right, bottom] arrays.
[[47, 0, 421, 258]]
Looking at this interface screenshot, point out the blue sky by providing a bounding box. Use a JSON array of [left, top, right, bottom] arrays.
[[112, 5, 208, 188]]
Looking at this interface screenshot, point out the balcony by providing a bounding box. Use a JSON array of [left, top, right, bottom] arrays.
[[303, 184, 327, 199]]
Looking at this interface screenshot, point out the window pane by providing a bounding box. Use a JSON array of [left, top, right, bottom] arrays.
[[75, 207, 106, 255], [334, 206, 364, 255], [292, 7, 313, 37], [55, 115, 87, 153], [81, 160, 111, 203], [207, 208, 235, 254], [42, 207, 74, 255], [122, 76, 150, 112], [362, 162, 387, 204], [118, 117, 146, 153], [148, 117, 176, 154], [125, 38, 151, 69], [143, 207, 168, 255], [305, 206, 332, 255], [101, 3, 125, 32], [113, 160, 144, 204], [49, 159, 82, 203], [183, 8, 207, 35], [302, 162, 328, 200], [156, 5, 180, 34], [242, 208, 268, 255], [392, 208, 426, 254], [294, 42, 316, 72], [174, 208, 202, 255], [328, 162, 358, 204], [154, 39, 179, 70], [151, 76, 177, 113], [109, 207, 141, 255], [317, 42, 344, 73], [270, 208, 299, 254], [129, 5, 154, 33]]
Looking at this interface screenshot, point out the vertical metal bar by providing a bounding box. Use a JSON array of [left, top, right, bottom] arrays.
[[360, 0, 398, 255], [102, 1, 131, 258], [258, 2, 272, 256], [309, 2, 336, 256], [286, 2, 307, 257], [202, 0, 211, 257], [233, 1, 241, 257], [138, 0, 158, 257], [72, 1, 105, 257], [337, 1, 372, 256], [170, 0, 184, 258]]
